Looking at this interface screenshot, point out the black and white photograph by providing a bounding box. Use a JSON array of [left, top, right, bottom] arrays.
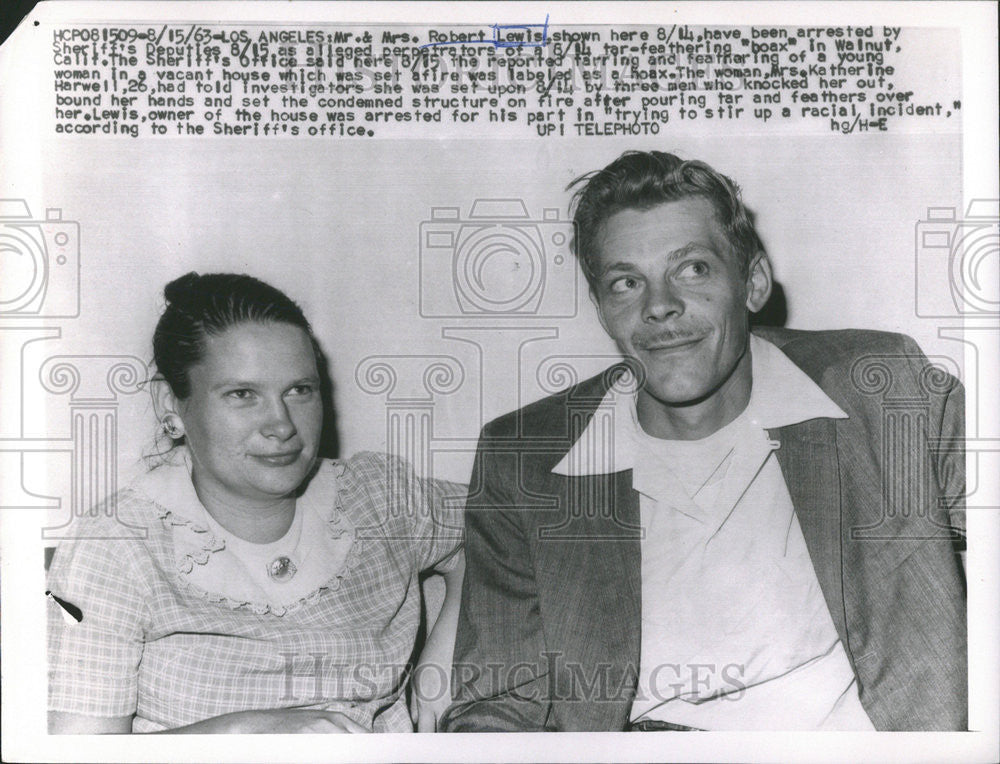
[[0, 2, 997, 761]]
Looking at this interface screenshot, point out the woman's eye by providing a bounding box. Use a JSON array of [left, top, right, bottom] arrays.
[[609, 276, 639, 294]]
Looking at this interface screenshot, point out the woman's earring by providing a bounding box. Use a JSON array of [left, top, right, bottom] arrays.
[[162, 416, 184, 439]]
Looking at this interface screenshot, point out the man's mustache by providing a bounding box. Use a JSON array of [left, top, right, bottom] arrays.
[[631, 326, 710, 350]]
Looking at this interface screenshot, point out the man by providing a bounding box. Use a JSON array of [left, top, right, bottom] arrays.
[[440, 151, 966, 731]]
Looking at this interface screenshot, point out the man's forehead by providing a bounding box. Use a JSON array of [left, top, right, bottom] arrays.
[[594, 198, 730, 255]]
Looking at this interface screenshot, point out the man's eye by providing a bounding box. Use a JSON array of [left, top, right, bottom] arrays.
[[609, 276, 639, 294], [678, 261, 709, 279], [287, 384, 315, 397], [225, 389, 255, 400]]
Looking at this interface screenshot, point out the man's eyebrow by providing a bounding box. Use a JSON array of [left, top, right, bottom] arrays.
[[668, 242, 713, 259], [597, 242, 714, 277], [599, 260, 639, 276]]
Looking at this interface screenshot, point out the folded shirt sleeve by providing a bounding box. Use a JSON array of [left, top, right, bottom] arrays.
[[46, 509, 151, 719]]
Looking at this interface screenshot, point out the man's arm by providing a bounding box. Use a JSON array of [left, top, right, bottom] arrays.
[[439, 435, 555, 732], [903, 334, 966, 568]]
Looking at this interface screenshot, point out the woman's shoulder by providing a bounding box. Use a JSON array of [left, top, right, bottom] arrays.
[[46, 485, 166, 603], [55, 485, 163, 542], [327, 450, 454, 485], [318, 451, 466, 524], [307, 452, 406, 529], [322, 450, 425, 500], [312, 451, 404, 497], [332, 450, 398, 474], [53, 455, 204, 560], [324, 451, 467, 493]]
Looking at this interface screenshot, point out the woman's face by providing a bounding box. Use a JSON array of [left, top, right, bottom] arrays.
[[175, 321, 323, 509]]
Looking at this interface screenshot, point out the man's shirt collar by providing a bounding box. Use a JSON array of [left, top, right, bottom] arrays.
[[551, 334, 848, 477]]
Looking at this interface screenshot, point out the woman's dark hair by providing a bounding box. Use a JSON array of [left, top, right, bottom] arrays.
[[568, 150, 765, 289], [153, 272, 314, 399]]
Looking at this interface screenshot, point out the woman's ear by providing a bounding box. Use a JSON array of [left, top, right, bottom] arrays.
[[150, 376, 185, 438], [745, 253, 773, 314]]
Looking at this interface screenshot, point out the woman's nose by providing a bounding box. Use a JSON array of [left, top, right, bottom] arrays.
[[261, 399, 297, 440]]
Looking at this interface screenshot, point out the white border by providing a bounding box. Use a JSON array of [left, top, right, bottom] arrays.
[[2, 2, 997, 762]]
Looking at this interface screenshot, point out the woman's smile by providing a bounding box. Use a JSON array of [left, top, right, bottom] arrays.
[[252, 450, 303, 467]]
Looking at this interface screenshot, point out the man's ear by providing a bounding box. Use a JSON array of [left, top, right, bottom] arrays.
[[745, 253, 773, 314]]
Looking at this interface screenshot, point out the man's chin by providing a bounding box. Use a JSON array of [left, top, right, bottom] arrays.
[[640, 379, 716, 408]]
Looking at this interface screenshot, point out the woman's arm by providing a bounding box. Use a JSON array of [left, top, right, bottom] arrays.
[[47, 512, 373, 736], [46, 515, 148, 733], [49, 709, 371, 734], [411, 553, 465, 732], [49, 712, 133, 734]]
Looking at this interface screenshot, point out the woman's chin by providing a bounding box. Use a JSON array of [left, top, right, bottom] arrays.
[[247, 464, 314, 498]]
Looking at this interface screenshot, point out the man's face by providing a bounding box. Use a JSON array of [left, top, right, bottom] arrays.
[[589, 198, 771, 432]]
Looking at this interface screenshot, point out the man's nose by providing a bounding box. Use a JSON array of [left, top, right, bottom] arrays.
[[642, 280, 684, 322], [261, 398, 297, 440]]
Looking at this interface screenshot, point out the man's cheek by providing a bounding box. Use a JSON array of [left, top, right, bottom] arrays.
[[600, 304, 633, 337]]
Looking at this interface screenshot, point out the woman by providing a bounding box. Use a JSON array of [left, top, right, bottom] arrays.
[[47, 273, 464, 733]]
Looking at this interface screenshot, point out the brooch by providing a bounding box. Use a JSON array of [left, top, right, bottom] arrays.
[[267, 555, 297, 582]]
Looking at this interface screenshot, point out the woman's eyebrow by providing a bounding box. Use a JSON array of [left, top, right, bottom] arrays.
[[208, 375, 321, 391], [209, 379, 257, 391]]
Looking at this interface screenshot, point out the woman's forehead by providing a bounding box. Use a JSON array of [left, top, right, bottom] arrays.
[[193, 322, 318, 382]]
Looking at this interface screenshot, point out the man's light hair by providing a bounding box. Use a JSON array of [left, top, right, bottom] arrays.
[[568, 151, 766, 289]]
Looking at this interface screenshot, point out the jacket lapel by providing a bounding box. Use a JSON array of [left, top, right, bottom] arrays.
[[770, 418, 849, 652], [607, 470, 642, 669], [607, 470, 642, 728], [542, 469, 642, 731]]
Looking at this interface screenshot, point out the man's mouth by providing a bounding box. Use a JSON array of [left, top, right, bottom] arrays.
[[639, 335, 705, 353]]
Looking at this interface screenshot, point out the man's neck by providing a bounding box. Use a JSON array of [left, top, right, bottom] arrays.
[[636, 353, 753, 441]]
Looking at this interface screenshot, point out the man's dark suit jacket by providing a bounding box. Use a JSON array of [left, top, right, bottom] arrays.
[[441, 328, 966, 731]]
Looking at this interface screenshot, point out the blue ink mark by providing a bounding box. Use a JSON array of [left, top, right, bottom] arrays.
[[419, 15, 549, 49]]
